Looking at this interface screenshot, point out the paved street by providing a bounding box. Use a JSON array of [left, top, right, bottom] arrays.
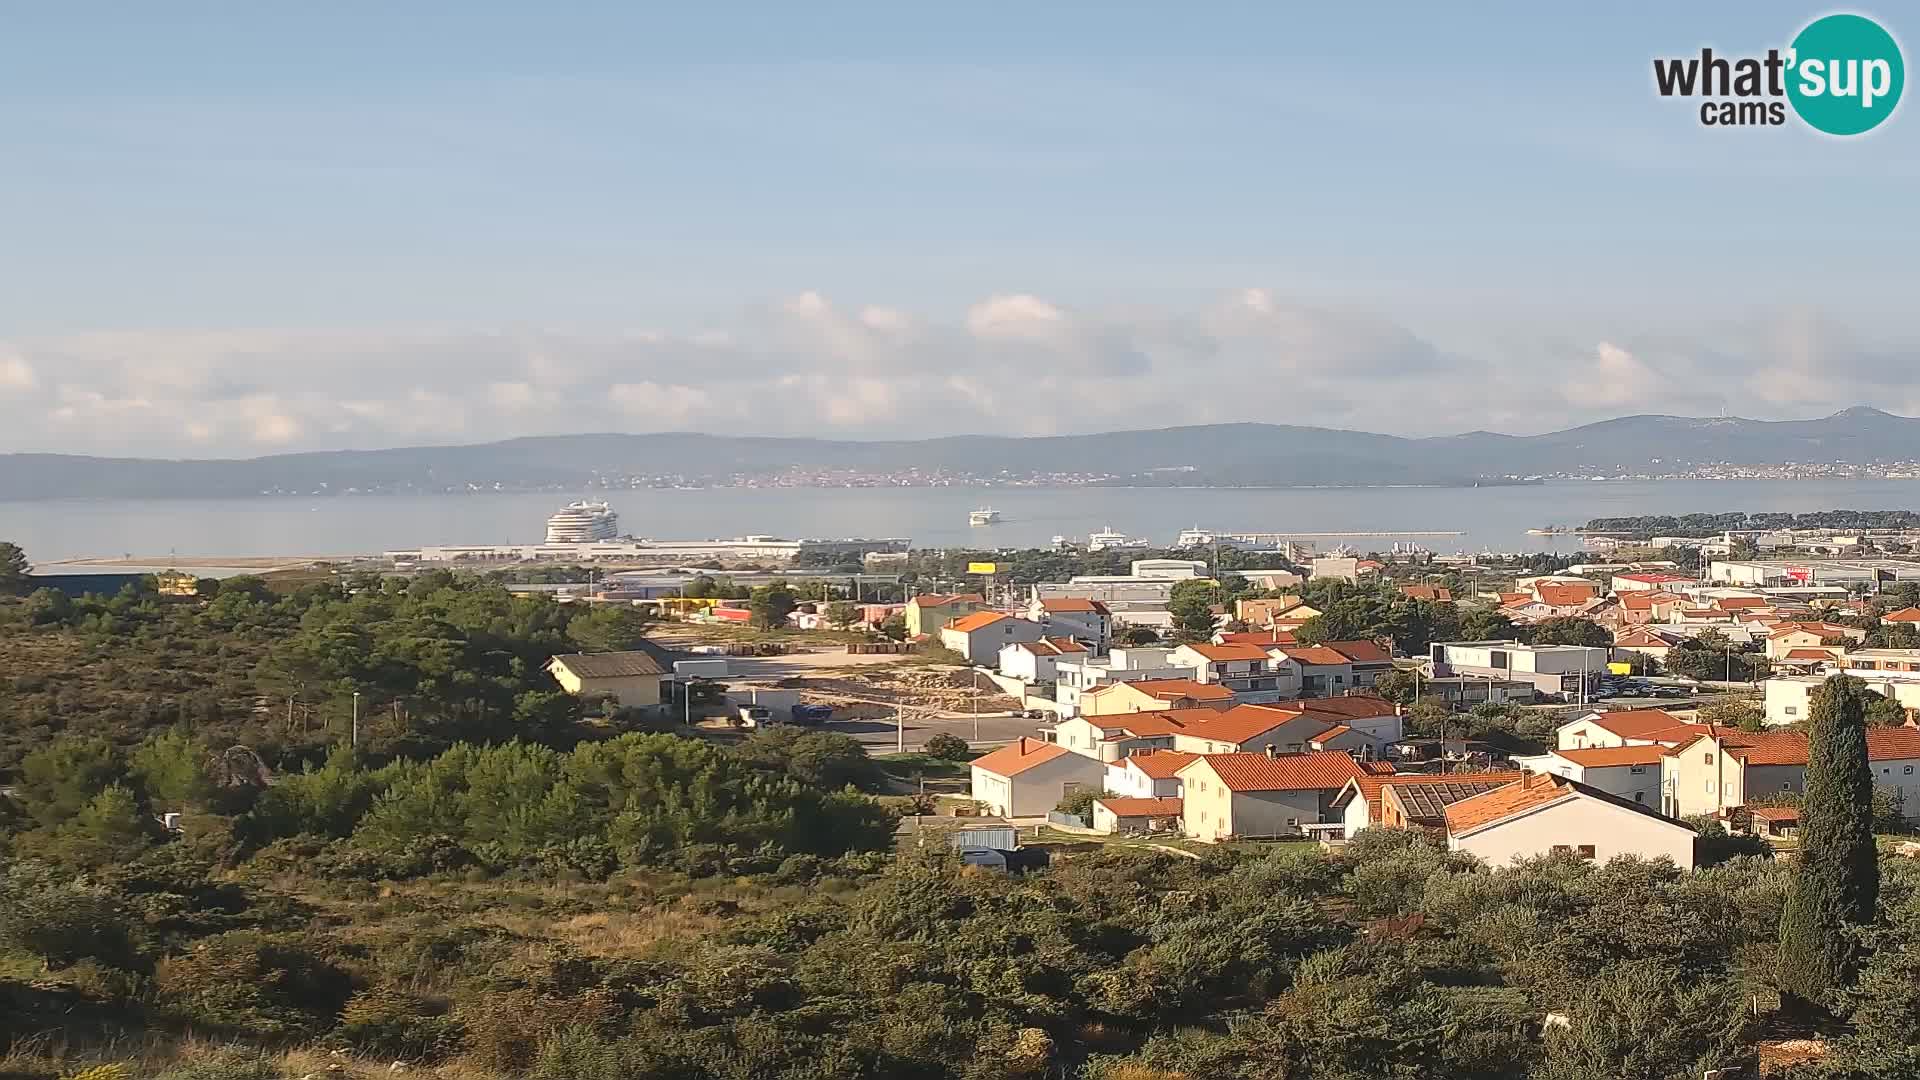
[[833, 708, 1051, 753]]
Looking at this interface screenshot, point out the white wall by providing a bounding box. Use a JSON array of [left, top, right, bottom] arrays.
[[1450, 795, 1695, 870]]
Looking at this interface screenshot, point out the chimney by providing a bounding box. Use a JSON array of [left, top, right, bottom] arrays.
[[1265, 744, 1278, 758]]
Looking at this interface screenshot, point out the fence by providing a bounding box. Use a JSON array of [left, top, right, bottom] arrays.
[[1046, 811, 1091, 830], [847, 641, 914, 655]]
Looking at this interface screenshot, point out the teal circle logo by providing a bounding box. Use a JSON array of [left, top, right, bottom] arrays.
[[1787, 14, 1904, 135]]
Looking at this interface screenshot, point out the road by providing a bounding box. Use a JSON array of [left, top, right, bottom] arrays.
[[831, 708, 1051, 754]]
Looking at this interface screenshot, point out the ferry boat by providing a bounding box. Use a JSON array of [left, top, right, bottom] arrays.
[[1088, 526, 1149, 552], [545, 501, 619, 543], [968, 507, 1003, 526], [1175, 527, 1215, 547]]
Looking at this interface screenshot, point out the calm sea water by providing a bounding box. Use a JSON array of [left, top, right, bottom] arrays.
[[4, 479, 1920, 563]]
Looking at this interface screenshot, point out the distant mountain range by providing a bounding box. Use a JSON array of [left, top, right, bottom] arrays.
[[4, 407, 1917, 500]]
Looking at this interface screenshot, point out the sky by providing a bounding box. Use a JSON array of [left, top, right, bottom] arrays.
[[0, 2, 1915, 457]]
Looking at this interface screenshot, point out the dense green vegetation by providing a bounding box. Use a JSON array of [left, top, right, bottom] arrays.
[[1779, 677, 1879, 1010], [1583, 510, 1920, 536]]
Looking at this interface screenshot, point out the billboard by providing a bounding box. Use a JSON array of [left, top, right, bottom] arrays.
[[1785, 565, 1813, 583], [967, 561, 997, 575]]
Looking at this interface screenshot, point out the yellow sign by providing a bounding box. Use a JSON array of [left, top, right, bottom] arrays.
[[967, 562, 998, 575], [1607, 661, 1633, 676]]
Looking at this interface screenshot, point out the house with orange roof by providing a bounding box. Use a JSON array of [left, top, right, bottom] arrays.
[[1270, 644, 1363, 696], [1764, 621, 1867, 661], [1053, 708, 1217, 762], [1166, 693, 1405, 757], [1773, 646, 1844, 672], [1882, 606, 1920, 626], [1090, 795, 1185, 835], [1509, 744, 1668, 807], [968, 737, 1107, 818], [1216, 628, 1299, 648], [1235, 597, 1319, 627], [1023, 596, 1113, 649], [1104, 748, 1199, 799], [1332, 770, 1526, 835], [1611, 572, 1697, 593], [1178, 751, 1370, 842], [905, 593, 986, 638], [1078, 678, 1234, 718], [997, 636, 1090, 684], [939, 610, 1046, 663], [1659, 726, 1920, 819], [1169, 641, 1300, 703], [1444, 772, 1697, 869], [1554, 708, 1705, 751], [1611, 625, 1682, 665], [1399, 584, 1453, 603]]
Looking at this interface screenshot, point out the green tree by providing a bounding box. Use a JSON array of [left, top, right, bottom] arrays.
[[1459, 608, 1520, 641], [878, 613, 908, 640], [16, 736, 124, 827], [923, 732, 971, 760], [60, 784, 159, 866], [1372, 668, 1418, 705], [1694, 700, 1766, 733], [565, 605, 652, 652], [1115, 623, 1160, 646], [822, 601, 859, 630], [129, 729, 215, 809], [0, 540, 28, 594], [1778, 674, 1879, 1009], [748, 585, 799, 630], [1531, 617, 1611, 647], [1167, 579, 1221, 642]]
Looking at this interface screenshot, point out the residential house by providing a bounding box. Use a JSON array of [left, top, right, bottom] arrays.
[[1090, 796, 1185, 835], [545, 651, 665, 709], [998, 637, 1090, 684], [1764, 621, 1868, 661], [1660, 727, 1920, 819], [906, 593, 986, 638], [1079, 678, 1235, 717], [1216, 627, 1299, 648], [1104, 748, 1198, 798], [1555, 709, 1703, 751], [1400, 584, 1454, 603], [1765, 672, 1920, 726], [1882, 606, 1920, 627], [1179, 751, 1370, 842], [1236, 597, 1321, 627], [941, 611, 1046, 663], [1317, 640, 1394, 688], [1310, 557, 1362, 583], [1054, 709, 1215, 762], [1333, 771, 1526, 836], [1611, 626, 1682, 666], [1840, 647, 1920, 675], [1509, 745, 1667, 807], [1052, 647, 1196, 717], [968, 737, 1107, 818], [1172, 696, 1404, 757], [1169, 642, 1300, 703], [1272, 645, 1356, 697], [1444, 772, 1697, 870], [1611, 572, 1697, 593], [1024, 597, 1113, 649]]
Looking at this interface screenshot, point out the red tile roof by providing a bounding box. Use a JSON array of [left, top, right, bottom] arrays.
[[1571, 709, 1689, 740], [911, 593, 984, 608], [1618, 573, 1693, 584], [1277, 645, 1354, 667], [1219, 629, 1299, 646], [1883, 606, 1920, 624], [1089, 710, 1209, 738], [1013, 637, 1089, 656], [1400, 585, 1453, 602], [1117, 750, 1199, 779], [1782, 648, 1841, 661], [1183, 751, 1367, 793], [1310, 724, 1355, 743], [1177, 703, 1308, 744], [969, 737, 1073, 778], [1443, 772, 1574, 833], [1039, 598, 1109, 614], [1613, 627, 1677, 647], [1183, 642, 1274, 662], [1554, 745, 1670, 767], [1094, 796, 1184, 817], [1714, 596, 1768, 610], [946, 611, 1009, 633], [1385, 777, 1527, 827], [1498, 592, 1531, 605], [1321, 640, 1392, 664], [1336, 770, 1525, 824], [1536, 583, 1600, 607], [1748, 805, 1799, 821], [1128, 678, 1234, 702]]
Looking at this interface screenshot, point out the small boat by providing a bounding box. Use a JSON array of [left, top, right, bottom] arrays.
[[969, 507, 1002, 526]]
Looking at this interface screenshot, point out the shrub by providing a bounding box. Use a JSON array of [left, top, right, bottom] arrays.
[[154, 931, 352, 1039], [336, 986, 467, 1062], [151, 1051, 285, 1080], [923, 733, 971, 760]]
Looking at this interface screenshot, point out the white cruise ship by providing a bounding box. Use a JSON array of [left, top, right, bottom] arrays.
[[1087, 526, 1149, 552], [969, 507, 1003, 526], [545, 501, 620, 543]]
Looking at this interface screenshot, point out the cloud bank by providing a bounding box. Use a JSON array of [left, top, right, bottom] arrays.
[[0, 292, 1910, 457]]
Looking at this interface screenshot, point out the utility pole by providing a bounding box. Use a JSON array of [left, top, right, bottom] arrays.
[[896, 706, 905, 753], [351, 690, 361, 748], [972, 668, 981, 742]]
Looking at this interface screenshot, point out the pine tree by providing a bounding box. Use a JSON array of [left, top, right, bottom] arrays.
[[1778, 674, 1879, 1008]]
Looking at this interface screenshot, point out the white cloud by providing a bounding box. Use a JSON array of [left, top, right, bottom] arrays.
[[0, 292, 1910, 457]]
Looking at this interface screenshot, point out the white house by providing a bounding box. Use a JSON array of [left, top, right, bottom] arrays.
[[1024, 597, 1113, 649], [1169, 642, 1300, 703], [1332, 771, 1526, 836], [1430, 640, 1610, 698], [968, 737, 1108, 818], [1104, 749, 1198, 799], [1443, 772, 1698, 870], [1052, 647, 1196, 717], [1508, 745, 1667, 808], [1053, 708, 1217, 762], [1090, 796, 1185, 835], [1555, 709, 1699, 750], [998, 637, 1091, 684], [940, 611, 1046, 663]]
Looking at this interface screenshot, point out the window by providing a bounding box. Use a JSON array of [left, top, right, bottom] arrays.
[[1785, 706, 1798, 716], [1703, 753, 1715, 764], [1286, 817, 1298, 827], [1705, 780, 1714, 793], [1576, 845, 1596, 859], [1634, 792, 1645, 803], [1784, 781, 1795, 790], [1906, 766, 1915, 776], [1551, 844, 1572, 854], [1630, 766, 1646, 774]]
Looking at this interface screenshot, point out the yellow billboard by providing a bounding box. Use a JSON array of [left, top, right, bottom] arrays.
[[967, 561, 998, 575]]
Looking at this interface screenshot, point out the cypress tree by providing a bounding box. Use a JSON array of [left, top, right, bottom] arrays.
[[1777, 674, 1879, 1007]]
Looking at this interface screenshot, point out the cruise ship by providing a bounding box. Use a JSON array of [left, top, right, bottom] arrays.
[[545, 501, 620, 543], [969, 507, 1003, 526]]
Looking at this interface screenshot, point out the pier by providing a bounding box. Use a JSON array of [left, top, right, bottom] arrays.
[[1221, 531, 1465, 539]]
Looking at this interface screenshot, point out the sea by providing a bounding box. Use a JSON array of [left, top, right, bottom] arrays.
[[5, 479, 1920, 564]]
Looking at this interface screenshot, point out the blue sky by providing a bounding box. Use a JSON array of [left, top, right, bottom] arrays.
[[0, 3, 1914, 454]]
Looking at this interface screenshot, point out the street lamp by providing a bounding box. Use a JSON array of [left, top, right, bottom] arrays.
[[351, 690, 361, 748]]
